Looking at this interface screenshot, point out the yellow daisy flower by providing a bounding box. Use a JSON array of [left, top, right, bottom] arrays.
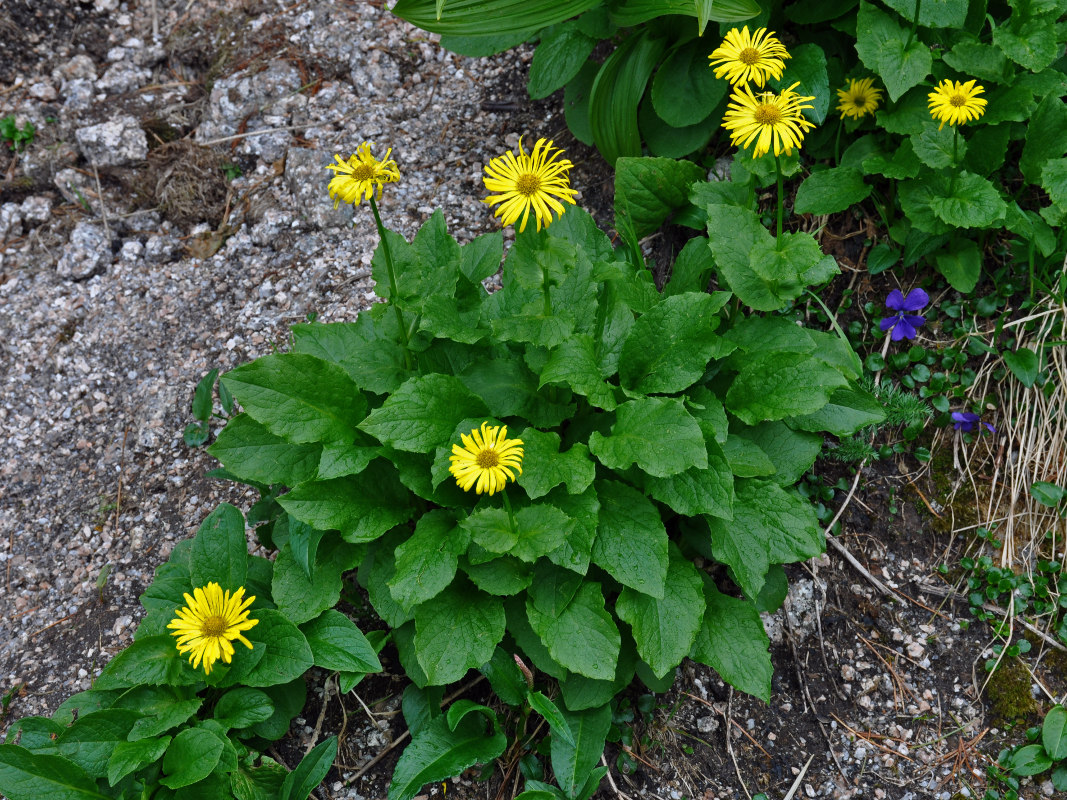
[[927, 79, 987, 130], [167, 582, 258, 675], [482, 137, 578, 233], [721, 82, 816, 159], [325, 142, 400, 208], [836, 77, 883, 120], [449, 421, 524, 496], [708, 26, 790, 88]]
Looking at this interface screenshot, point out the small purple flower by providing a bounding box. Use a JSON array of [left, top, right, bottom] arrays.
[[951, 411, 996, 434], [879, 288, 929, 341]]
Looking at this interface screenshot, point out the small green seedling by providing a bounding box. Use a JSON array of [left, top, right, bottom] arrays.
[[0, 116, 35, 151]]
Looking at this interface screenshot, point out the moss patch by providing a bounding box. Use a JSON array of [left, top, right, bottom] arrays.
[[985, 658, 1038, 724]]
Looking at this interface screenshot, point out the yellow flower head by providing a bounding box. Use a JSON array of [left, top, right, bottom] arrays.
[[708, 26, 790, 88], [721, 82, 816, 159], [927, 79, 987, 130], [836, 77, 883, 120], [482, 137, 578, 233], [325, 142, 400, 208], [449, 421, 524, 496], [167, 582, 258, 675]]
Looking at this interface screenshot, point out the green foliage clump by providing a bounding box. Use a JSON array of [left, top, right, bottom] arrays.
[[0, 115, 35, 152]]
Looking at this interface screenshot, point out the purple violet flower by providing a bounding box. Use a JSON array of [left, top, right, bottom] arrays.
[[879, 288, 929, 341], [951, 411, 996, 434]]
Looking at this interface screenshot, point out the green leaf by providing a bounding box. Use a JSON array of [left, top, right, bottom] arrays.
[[300, 610, 382, 674], [614, 156, 706, 238], [732, 421, 823, 486], [935, 238, 982, 293], [645, 439, 734, 519], [726, 352, 850, 425], [619, 292, 725, 394], [911, 126, 966, 170], [538, 334, 618, 411], [768, 43, 829, 124], [608, 0, 760, 26], [460, 230, 503, 283], [564, 60, 598, 146], [126, 694, 202, 740], [160, 727, 225, 789], [281, 736, 337, 800], [191, 369, 218, 422], [616, 546, 705, 677], [52, 709, 143, 778], [544, 485, 600, 575], [271, 539, 345, 624], [1008, 743, 1053, 777], [359, 374, 489, 453], [95, 635, 200, 689], [392, 0, 602, 35], [221, 354, 365, 444], [708, 479, 823, 599], [388, 712, 506, 800], [1043, 705, 1067, 760], [1030, 481, 1067, 507], [316, 442, 377, 481], [994, 11, 1061, 72], [526, 583, 620, 680], [214, 688, 274, 729], [190, 502, 247, 593], [880, 0, 967, 27], [414, 579, 506, 685], [390, 511, 467, 609], [549, 705, 612, 798], [278, 466, 413, 543], [1042, 157, 1067, 213], [651, 39, 727, 127], [862, 139, 921, 180], [0, 745, 110, 800], [591, 480, 668, 598], [589, 397, 706, 478], [529, 23, 596, 99], [1021, 94, 1067, 185], [690, 577, 772, 701], [516, 427, 595, 499], [1003, 347, 1041, 388], [927, 172, 1006, 229], [589, 30, 666, 165], [250, 679, 306, 741], [107, 737, 170, 786], [663, 236, 715, 297], [943, 40, 1009, 82], [526, 691, 574, 746], [790, 386, 887, 436], [463, 555, 533, 596], [239, 610, 314, 688], [293, 314, 407, 395], [854, 1, 931, 101], [209, 415, 321, 487], [793, 167, 871, 215]]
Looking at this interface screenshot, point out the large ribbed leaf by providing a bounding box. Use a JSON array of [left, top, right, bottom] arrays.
[[609, 0, 760, 28], [589, 31, 666, 165], [392, 0, 602, 34]]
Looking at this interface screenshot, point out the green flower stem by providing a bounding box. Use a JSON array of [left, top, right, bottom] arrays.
[[542, 264, 553, 317], [774, 154, 785, 249], [834, 116, 844, 165], [950, 127, 959, 194], [369, 194, 413, 370], [501, 488, 517, 535], [904, 0, 922, 49]]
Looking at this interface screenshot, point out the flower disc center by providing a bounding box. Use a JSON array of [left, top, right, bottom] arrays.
[[754, 103, 783, 125], [476, 448, 500, 469], [738, 47, 761, 65], [516, 173, 542, 196], [351, 164, 377, 180], [949, 94, 967, 108], [201, 615, 228, 637]]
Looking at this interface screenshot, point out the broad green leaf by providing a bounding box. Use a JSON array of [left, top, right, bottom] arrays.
[[994, 11, 1061, 72], [459, 507, 518, 556], [854, 2, 931, 101], [388, 712, 506, 800], [589, 30, 666, 165], [126, 695, 201, 740], [392, 0, 602, 34], [300, 610, 382, 674], [722, 434, 775, 478], [564, 59, 598, 146], [943, 40, 1009, 82], [250, 679, 307, 741], [271, 537, 353, 625], [1044, 705, 1067, 761], [51, 709, 143, 779], [591, 480, 668, 598], [281, 738, 337, 800], [293, 314, 407, 395], [214, 688, 274, 729], [458, 355, 537, 418], [910, 125, 966, 170], [160, 727, 224, 789], [793, 167, 871, 215], [1003, 347, 1041, 388], [526, 692, 574, 746], [549, 705, 612, 798], [505, 596, 567, 681], [390, 510, 467, 609], [690, 577, 772, 701], [516, 428, 595, 499], [221, 354, 364, 444], [539, 334, 618, 411], [529, 23, 597, 99], [462, 555, 533, 596], [1042, 158, 1067, 212], [315, 442, 377, 481], [619, 292, 725, 394], [708, 479, 823, 598], [107, 737, 170, 787], [790, 386, 887, 436], [608, 0, 760, 26], [645, 439, 734, 519], [527, 582, 620, 680], [359, 534, 415, 629], [0, 745, 110, 800], [359, 374, 489, 453], [209, 415, 321, 487], [732, 421, 823, 486], [615, 156, 706, 239], [95, 635, 200, 689], [278, 466, 413, 543], [1021, 94, 1067, 185], [928, 173, 1007, 229], [414, 579, 506, 685], [544, 484, 600, 575], [862, 139, 921, 180], [898, 175, 953, 235], [616, 547, 705, 677], [935, 238, 982, 293], [768, 43, 829, 123], [439, 30, 532, 57], [1008, 743, 1053, 777], [190, 502, 247, 593], [190, 369, 218, 422], [460, 230, 503, 283], [663, 236, 715, 297], [527, 561, 584, 617], [651, 39, 728, 127], [589, 397, 706, 478], [239, 610, 314, 688], [641, 86, 715, 160], [879, 0, 967, 27], [508, 505, 575, 562], [726, 352, 850, 425]]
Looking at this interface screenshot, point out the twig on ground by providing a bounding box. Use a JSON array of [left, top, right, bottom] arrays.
[[783, 754, 815, 800], [599, 754, 632, 800], [723, 688, 752, 800], [90, 163, 111, 243], [306, 674, 333, 756]]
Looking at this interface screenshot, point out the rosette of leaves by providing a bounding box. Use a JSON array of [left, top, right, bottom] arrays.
[[391, 0, 763, 163], [0, 504, 384, 800], [195, 156, 882, 797]]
